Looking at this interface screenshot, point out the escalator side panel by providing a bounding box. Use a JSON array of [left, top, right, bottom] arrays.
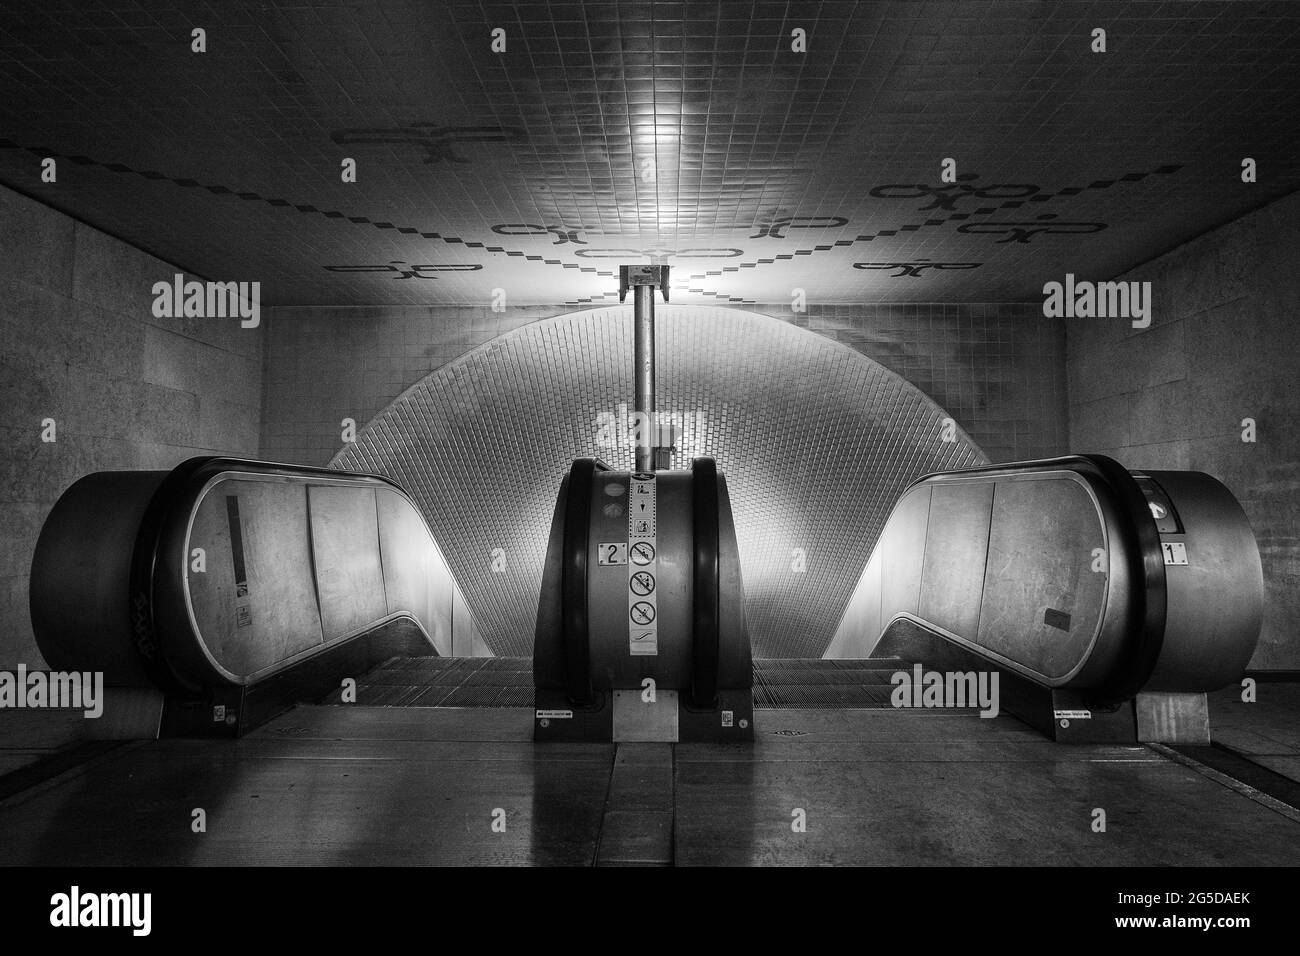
[[918, 481, 993, 639], [378, 486, 454, 656], [531, 473, 569, 693], [185, 478, 324, 679], [306, 484, 388, 639], [715, 472, 752, 690], [32, 457, 471, 709], [975, 475, 1108, 682], [878, 485, 930, 626], [827, 454, 1262, 702]]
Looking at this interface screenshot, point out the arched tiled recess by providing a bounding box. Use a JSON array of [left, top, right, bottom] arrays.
[[331, 306, 988, 658]]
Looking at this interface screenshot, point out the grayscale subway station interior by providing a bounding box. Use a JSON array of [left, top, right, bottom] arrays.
[[2, 1, 1300, 869]]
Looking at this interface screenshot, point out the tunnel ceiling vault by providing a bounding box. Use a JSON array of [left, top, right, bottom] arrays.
[[3, 2, 1300, 307], [331, 305, 986, 658]]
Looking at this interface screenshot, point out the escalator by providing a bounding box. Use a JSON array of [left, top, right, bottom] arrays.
[[30, 457, 481, 735], [30, 453, 1263, 743], [824, 455, 1264, 741]]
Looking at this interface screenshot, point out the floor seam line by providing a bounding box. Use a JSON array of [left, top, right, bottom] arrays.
[[590, 742, 619, 867]]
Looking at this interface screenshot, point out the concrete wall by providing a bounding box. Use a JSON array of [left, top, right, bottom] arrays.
[[0, 185, 263, 670], [1067, 188, 1300, 670], [261, 301, 1067, 468]]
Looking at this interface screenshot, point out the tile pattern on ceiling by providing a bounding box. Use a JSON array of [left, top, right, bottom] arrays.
[[1, 0, 1298, 306], [332, 305, 986, 658], [259, 299, 1065, 472]]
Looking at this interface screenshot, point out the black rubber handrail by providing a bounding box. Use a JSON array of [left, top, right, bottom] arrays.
[[690, 457, 721, 708], [1081, 454, 1168, 702], [561, 458, 605, 705], [128, 456, 217, 696]]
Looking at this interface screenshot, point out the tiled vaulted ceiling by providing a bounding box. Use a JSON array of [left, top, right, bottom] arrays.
[[332, 306, 987, 657], [1, 1, 1298, 307]]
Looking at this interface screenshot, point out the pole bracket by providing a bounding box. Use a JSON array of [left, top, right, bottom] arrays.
[[618, 264, 670, 303]]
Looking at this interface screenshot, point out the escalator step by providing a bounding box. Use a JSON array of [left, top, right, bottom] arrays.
[[439, 685, 503, 707], [493, 685, 535, 707], [409, 685, 456, 707], [357, 684, 429, 706]]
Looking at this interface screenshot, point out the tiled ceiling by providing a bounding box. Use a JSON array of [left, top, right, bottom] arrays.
[[332, 305, 985, 658], [2, 1, 1298, 307]]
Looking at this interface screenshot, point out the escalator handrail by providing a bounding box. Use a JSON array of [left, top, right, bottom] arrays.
[[690, 457, 721, 708], [1077, 454, 1167, 702], [129, 456, 221, 696], [561, 458, 607, 705]]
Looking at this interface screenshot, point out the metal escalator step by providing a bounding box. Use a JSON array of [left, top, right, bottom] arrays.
[[759, 685, 846, 708], [852, 670, 908, 685], [357, 684, 428, 706], [438, 685, 504, 707], [833, 686, 881, 707], [754, 670, 832, 685], [493, 685, 535, 707], [364, 670, 440, 685], [753, 659, 826, 671], [409, 685, 456, 707]]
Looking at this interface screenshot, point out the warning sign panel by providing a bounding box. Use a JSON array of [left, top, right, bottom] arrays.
[[630, 601, 656, 625], [628, 473, 658, 656]]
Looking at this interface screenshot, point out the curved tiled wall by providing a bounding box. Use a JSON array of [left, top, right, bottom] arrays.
[[331, 306, 986, 657]]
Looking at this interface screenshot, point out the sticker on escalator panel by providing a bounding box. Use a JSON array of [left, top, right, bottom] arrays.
[[1043, 607, 1071, 631], [630, 602, 656, 626], [1162, 541, 1188, 566], [535, 709, 573, 720], [1053, 709, 1092, 720], [629, 628, 658, 656], [629, 477, 656, 536], [628, 472, 657, 655], [236, 605, 252, 628]]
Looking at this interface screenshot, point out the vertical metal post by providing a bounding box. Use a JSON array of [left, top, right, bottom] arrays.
[[633, 283, 655, 473], [619, 264, 668, 472]]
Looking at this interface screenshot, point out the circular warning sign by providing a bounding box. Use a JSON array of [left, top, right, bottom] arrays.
[[630, 541, 655, 565], [630, 571, 656, 596], [630, 602, 656, 625]]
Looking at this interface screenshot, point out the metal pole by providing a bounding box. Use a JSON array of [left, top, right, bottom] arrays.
[[633, 283, 655, 473]]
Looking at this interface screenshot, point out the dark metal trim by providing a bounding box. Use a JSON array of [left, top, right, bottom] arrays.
[[562, 458, 605, 705], [691, 457, 721, 708], [128, 456, 219, 696], [1078, 454, 1168, 702]]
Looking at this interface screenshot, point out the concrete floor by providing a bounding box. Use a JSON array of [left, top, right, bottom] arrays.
[[1208, 682, 1300, 784], [2, 703, 1298, 866]]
